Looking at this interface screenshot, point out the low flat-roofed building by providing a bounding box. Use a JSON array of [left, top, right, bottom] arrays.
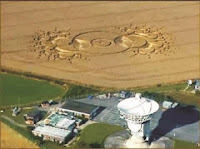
[[32, 125, 71, 143], [55, 117, 76, 130], [44, 113, 76, 130], [162, 101, 173, 109], [59, 100, 100, 119], [172, 102, 179, 108], [162, 101, 178, 110], [195, 80, 200, 91]]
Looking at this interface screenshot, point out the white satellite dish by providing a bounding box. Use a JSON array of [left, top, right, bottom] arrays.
[[117, 93, 159, 148]]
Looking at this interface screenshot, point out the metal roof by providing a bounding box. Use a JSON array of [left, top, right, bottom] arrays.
[[196, 80, 200, 86], [56, 118, 75, 129], [45, 113, 75, 129], [61, 100, 99, 114], [27, 109, 41, 118], [32, 125, 71, 139]]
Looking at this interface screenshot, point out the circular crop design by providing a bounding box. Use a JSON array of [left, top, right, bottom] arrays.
[[115, 35, 147, 48], [72, 31, 127, 54], [28, 25, 175, 63], [91, 38, 112, 47]]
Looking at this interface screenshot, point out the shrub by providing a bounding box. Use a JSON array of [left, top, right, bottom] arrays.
[[196, 90, 200, 96], [64, 84, 100, 99], [141, 92, 175, 103]]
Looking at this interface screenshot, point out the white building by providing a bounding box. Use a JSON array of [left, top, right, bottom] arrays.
[[162, 101, 178, 110], [56, 118, 76, 130], [96, 94, 107, 99], [32, 125, 72, 143]]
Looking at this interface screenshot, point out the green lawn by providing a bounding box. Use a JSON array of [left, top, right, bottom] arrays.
[[64, 84, 100, 99], [73, 123, 124, 148], [174, 139, 197, 148], [134, 82, 187, 93], [165, 92, 200, 107], [40, 141, 67, 149], [0, 73, 65, 107], [132, 81, 200, 108]]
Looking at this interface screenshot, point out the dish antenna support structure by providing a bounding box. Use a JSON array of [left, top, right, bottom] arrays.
[[117, 93, 159, 148]]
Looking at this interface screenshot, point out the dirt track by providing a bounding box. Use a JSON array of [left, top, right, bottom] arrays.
[[1, 1, 199, 88]]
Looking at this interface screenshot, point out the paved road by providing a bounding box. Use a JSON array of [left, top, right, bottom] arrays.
[[77, 97, 200, 143]]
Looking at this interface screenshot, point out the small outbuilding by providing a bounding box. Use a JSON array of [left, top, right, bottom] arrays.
[[195, 80, 200, 91], [96, 94, 107, 99], [24, 110, 43, 124], [41, 101, 50, 107], [120, 91, 131, 99], [162, 101, 178, 110], [12, 107, 21, 116]]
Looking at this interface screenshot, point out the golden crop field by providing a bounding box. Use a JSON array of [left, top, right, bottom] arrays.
[[1, 122, 39, 148], [1, 1, 199, 89]]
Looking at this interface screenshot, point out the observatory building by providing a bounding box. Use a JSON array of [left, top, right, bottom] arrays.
[[117, 93, 159, 148]]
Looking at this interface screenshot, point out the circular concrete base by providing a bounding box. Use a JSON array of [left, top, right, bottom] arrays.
[[104, 130, 174, 148]]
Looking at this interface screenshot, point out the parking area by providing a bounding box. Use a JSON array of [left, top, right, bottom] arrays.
[[76, 97, 199, 143], [94, 105, 124, 126], [76, 98, 123, 125]]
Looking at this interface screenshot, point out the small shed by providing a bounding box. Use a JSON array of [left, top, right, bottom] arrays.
[[41, 101, 50, 107], [96, 94, 107, 99], [24, 110, 42, 124], [195, 80, 200, 90], [12, 107, 21, 116], [120, 91, 131, 99], [162, 101, 178, 110]]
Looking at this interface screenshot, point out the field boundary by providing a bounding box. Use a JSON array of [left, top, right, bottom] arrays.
[[1, 66, 199, 92], [0, 67, 103, 109], [0, 67, 105, 90]]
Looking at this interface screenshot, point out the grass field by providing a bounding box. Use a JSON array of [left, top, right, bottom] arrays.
[[0, 73, 65, 107], [73, 123, 124, 148], [64, 84, 101, 99], [165, 92, 200, 108], [40, 141, 67, 149], [134, 82, 187, 93], [132, 82, 200, 108], [1, 122, 39, 149], [174, 139, 197, 148]]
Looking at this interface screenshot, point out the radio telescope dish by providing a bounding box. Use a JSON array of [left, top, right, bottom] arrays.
[[117, 93, 160, 148]]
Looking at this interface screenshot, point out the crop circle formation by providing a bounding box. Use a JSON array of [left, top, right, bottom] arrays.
[[72, 31, 127, 54], [28, 25, 175, 63]]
